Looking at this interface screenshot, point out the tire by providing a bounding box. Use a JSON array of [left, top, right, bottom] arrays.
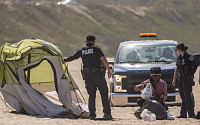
[[109, 82, 114, 107]]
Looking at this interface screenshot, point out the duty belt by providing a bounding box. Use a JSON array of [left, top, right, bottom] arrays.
[[83, 66, 101, 73]]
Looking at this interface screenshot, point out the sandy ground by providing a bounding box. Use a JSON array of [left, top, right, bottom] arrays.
[[1, 58, 200, 125]]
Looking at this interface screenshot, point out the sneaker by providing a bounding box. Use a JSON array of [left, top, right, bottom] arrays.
[[176, 115, 187, 118], [195, 112, 200, 119], [90, 116, 96, 120], [103, 114, 113, 120], [134, 110, 142, 119]]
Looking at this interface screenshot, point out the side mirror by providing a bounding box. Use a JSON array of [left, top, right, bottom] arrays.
[[194, 53, 200, 66], [108, 61, 114, 69], [108, 61, 114, 65]]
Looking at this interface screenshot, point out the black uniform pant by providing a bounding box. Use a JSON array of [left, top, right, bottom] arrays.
[[85, 72, 111, 117], [178, 76, 195, 117]]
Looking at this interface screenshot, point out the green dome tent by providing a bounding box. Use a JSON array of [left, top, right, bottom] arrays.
[[0, 38, 89, 118]]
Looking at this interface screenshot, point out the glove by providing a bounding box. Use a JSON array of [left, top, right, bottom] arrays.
[[160, 95, 164, 100], [154, 94, 164, 102], [138, 84, 145, 89], [149, 95, 156, 100]]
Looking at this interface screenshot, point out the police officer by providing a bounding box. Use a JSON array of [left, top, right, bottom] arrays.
[[63, 35, 112, 120], [172, 43, 198, 118]]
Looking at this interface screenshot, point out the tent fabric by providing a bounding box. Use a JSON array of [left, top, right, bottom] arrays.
[[1, 39, 67, 84], [1, 84, 68, 116], [0, 39, 89, 118]]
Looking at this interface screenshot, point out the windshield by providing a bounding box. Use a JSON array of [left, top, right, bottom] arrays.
[[116, 44, 178, 64]]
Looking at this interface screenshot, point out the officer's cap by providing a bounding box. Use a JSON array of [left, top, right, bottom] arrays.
[[86, 35, 96, 42], [176, 43, 188, 51], [150, 67, 161, 76]]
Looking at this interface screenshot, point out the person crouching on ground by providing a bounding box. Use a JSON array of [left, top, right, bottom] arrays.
[[135, 98, 168, 120], [134, 67, 168, 110]]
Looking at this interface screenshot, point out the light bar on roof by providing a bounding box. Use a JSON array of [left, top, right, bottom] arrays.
[[140, 33, 157, 37], [139, 33, 158, 40]]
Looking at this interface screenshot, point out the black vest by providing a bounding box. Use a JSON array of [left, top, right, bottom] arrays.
[[176, 52, 197, 75], [81, 43, 103, 67]]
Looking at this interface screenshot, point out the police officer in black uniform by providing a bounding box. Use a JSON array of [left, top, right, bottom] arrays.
[[63, 35, 112, 120], [172, 43, 198, 118]]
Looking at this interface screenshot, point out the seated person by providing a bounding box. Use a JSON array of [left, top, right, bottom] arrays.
[[134, 98, 168, 120], [134, 67, 168, 110], [162, 48, 176, 60]]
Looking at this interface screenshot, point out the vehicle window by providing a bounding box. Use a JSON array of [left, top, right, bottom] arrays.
[[117, 44, 178, 63]]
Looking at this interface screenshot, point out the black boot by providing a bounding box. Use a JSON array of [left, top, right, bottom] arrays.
[[90, 116, 96, 120], [103, 114, 113, 120], [176, 115, 187, 118], [195, 112, 200, 119]]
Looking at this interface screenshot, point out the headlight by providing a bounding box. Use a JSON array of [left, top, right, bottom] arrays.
[[114, 75, 127, 92], [116, 86, 121, 90], [114, 75, 127, 83], [175, 88, 179, 91]]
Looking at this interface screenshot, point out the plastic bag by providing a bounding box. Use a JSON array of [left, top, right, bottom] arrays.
[[140, 109, 156, 122], [167, 112, 175, 120], [141, 83, 152, 99]]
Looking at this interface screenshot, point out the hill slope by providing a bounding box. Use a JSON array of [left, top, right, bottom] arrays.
[[0, 0, 200, 56]]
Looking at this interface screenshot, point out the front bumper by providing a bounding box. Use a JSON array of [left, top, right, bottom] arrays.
[[111, 92, 181, 106]]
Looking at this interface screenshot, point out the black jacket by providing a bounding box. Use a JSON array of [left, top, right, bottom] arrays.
[[176, 52, 198, 75], [64, 43, 104, 67]]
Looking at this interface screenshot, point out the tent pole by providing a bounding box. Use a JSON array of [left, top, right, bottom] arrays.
[[65, 63, 85, 114], [79, 63, 87, 103], [71, 81, 83, 112], [78, 89, 86, 104], [27, 54, 31, 84]]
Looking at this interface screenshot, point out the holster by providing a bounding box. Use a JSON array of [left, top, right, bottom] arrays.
[[81, 68, 86, 80], [81, 66, 106, 80], [100, 65, 106, 77], [84, 67, 99, 73]]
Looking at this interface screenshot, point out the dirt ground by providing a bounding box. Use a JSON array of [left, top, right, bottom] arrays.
[[0, 58, 200, 125]]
